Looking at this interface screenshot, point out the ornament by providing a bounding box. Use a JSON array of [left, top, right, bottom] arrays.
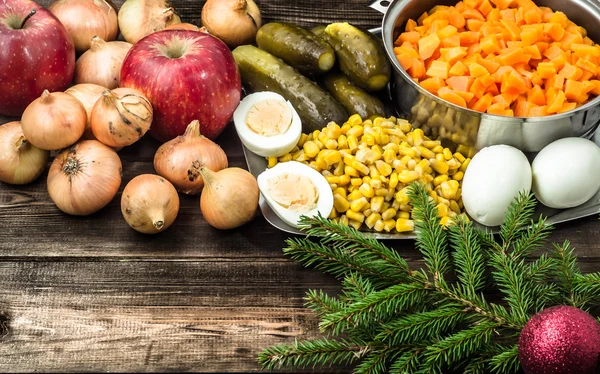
[[518, 305, 600, 374]]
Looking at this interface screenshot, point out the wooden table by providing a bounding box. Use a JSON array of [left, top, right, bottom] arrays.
[[1, 0, 599, 372]]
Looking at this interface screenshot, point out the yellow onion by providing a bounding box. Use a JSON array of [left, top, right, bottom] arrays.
[[121, 174, 180, 234], [154, 120, 228, 195], [199, 167, 259, 229], [49, 0, 118, 53], [0, 121, 50, 185], [65, 83, 107, 140], [21, 90, 87, 151], [91, 87, 153, 148], [118, 0, 181, 44], [201, 0, 262, 48], [74, 37, 132, 89], [47, 140, 122, 216]]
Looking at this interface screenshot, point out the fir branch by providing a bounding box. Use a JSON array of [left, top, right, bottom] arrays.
[[408, 183, 449, 284], [463, 356, 487, 374], [424, 321, 498, 367], [305, 289, 345, 317], [448, 217, 486, 296], [488, 345, 520, 374], [354, 348, 401, 374], [499, 191, 537, 251], [511, 217, 552, 259], [389, 349, 422, 374], [552, 241, 582, 307], [258, 338, 367, 370], [375, 306, 466, 346], [489, 252, 532, 325], [342, 273, 377, 303], [319, 283, 429, 335], [573, 272, 600, 308], [526, 254, 561, 311]]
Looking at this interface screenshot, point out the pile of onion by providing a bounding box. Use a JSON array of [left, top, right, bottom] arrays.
[[75, 37, 132, 89], [49, 0, 118, 52], [118, 0, 181, 44], [0, 121, 50, 185], [121, 174, 180, 234], [201, 0, 262, 48], [154, 120, 228, 195], [65, 83, 107, 140], [21, 90, 86, 151], [47, 140, 122, 216], [91, 87, 153, 148]]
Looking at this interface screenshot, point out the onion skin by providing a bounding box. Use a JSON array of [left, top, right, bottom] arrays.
[[49, 0, 119, 53], [47, 140, 122, 216], [199, 167, 259, 230], [74, 37, 132, 89], [118, 0, 181, 44], [0, 121, 50, 185], [65, 83, 107, 140], [164, 23, 202, 31], [21, 90, 87, 151], [154, 120, 228, 195], [121, 174, 180, 234], [201, 0, 262, 48], [91, 87, 153, 148]]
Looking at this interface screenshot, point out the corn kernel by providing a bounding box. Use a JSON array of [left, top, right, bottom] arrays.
[[342, 165, 358, 177], [324, 139, 337, 150], [333, 194, 350, 213], [347, 114, 362, 127], [371, 196, 385, 213], [432, 145, 444, 154], [362, 134, 376, 146], [326, 176, 340, 185], [348, 176, 362, 186], [346, 210, 365, 223], [365, 213, 382, 229], [303, 141, 320, 158], [278, 153, 293, 162], [423, 140, 440, 149], [337, 135, 348, 149], [347, 135, 359, 151], [375, 160, 392, 177], [460, 158, 471, 173], [328, 207, 338, 219], [433, 174, 448, 186], [395, 188, 410, 205], [292, 149, 306, 162], [375, 188, 388, 197], [447, 158, 461, 170], [437, 203, 449, 218], [356, 149, 380, 164], [383, 219, 396, 232], [333, 187, 346, 198], [381, 207, 397, 220], [352, 161, 370, 175], [348, 219, 363, 230], [363, 208, 372, 218], [418, 146, 435, 159], [407, 159, 417, 170], [440, 216, 453, 227], [373, 219, 385, 232], [442, 148, 453, 161], [400, 204, 412, 212], [383, 149, 396, 164], [350, 196, 369, 212], [324, 150, 341, 166], [267, 156, 278, 168], [359, 183, 375, 198], [308, 161, 320, 171], [389, 172, 399, 189], [431, 159, 449, 174], [396, 219, 415, 233], [369, 178, 383, 189], [450, 200, 461, 215], [398, 170, 420, 184], [453, 152, 466, 163], [326, 122, 342, 139], [399, 147, 417, 158], [369, 165, 380, 179], [317, 131, 328, 144], [398, 211, 410, 219], [397, 120, 412, 133], [411, 129, 424, 146], [453, 171, 464, 181], [338, 175, 351, 186]]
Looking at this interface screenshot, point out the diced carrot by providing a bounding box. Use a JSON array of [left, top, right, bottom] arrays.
[[417, 12, 429, 26], [478, 0, 493, 16], [582, 81, 597, 94], [480, 34, 501, 54], [499, 9, 515, 21], [469, 62, 489, 77], [500, 19, 522, 41], [466, 19, 485, 32], [529, 105, 549, 117], [487, 102, 509, 114], [459, 32, 481, 46], [470, 77, 488, 98], [399, 42, 421, 57], [396, 53, 414, 71], [551, 52, 570, 70], [543, 23, 565, 42], [442, 35, 462, 48], [462, 9, 486, 22], [438, 25, 459, 39], [521, 27, 541, 46], [455, 91, 476, 102], [418, 33, 441, 60], [549, 11, 569, 28], [558, 102, 577, 113], [575, 94, 589, 104], [406, 19, 418, 32], [467, 43, 482, 55], [530, 72, 544, 86], [560, 32, 583, 51], [575, 58, 597, 74], [398, 31, 421, 44], [438, 87, 468, 107], [506, 41, 523, 49], [537, 62, 557, 79], [523, 45, 542, 60], [499, 48, 530, 65], [449, 61, 469, 76], [559, 63, 583, 80], [528, 85, 546, 105], [524, 8, 542, 24], [565, 79, 584, 101], [430, 20, 451, 34], [426, 60, 451, 79], [516, 0, 537, 10], [515, 7, 525, 26], [581, 70, 594, 82], [544, 44, 564, 60], [485, 82, 500, 95], [502, 70, 528, 94], [493, 93, 514, 108], [488, 8, 500, 22], [464, 0, 482, 9], [572, 44, 600, 58], [591, 81, 600, 95], [446, 76, 475, 91], [493, 65, 516, 82], [565, 24, 585, 38], [515, 100, 536, 116], [547, 90, 566, 113], [421, 77, 447, 93], [490, 0, 514, 10], [478, 56, 501, 73], [546, 74, 565, 91], [415, 26, 428, 36], [471, 92, 494, 111], [440, 47, 468, 64], [448, 8, 467, 29], [584, 37, 595, 46], [408, 58, 426, 79], [536, 42, 549, 54]]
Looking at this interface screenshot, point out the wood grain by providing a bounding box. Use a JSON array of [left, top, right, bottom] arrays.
[[1, 0, 600, 372]]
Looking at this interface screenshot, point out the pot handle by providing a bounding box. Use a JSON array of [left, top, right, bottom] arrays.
[[369, 0, 391, 14]]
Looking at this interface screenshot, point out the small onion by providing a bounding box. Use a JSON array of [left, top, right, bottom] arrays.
[[201, 0, 262, 48], [21, 90, 87, 151], [121, 174, 180, 234], [91, 88, 153, 148], [154, 120, 228, 195], [65, 83, 107, 140], [74, 37, 133, 89], [48, 140, 122, 216], [118, 0, 181, 44], [0, 121, 50, 185], [49, 0, 119, 53], [199, 167, 259, 229]]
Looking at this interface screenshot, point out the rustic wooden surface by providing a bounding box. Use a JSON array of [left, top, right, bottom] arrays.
[[1, 0, 600, 372]]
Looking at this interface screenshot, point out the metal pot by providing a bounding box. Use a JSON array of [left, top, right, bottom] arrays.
[[370, 0, 600, 152]]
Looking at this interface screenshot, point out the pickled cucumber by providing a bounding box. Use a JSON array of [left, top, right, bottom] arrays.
[[324, 73, 386, 119], [324, 22, 391, 92], [232, 45, 348, 133], [256, 22, 335, 75]]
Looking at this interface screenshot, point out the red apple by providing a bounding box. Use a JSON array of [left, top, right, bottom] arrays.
[[0, 0, 75, 116], [120, 30, 241, 142]]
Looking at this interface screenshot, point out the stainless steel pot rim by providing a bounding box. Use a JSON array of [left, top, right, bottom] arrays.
[[379, 0, 600, 122]]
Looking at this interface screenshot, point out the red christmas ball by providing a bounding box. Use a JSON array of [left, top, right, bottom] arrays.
[[518, 305, 600, 374]]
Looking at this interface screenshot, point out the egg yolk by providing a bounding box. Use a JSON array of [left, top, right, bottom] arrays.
[[266, 173, 319, 213], [245, 99, 292, 136]]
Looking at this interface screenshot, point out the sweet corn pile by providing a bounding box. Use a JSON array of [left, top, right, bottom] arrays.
[[268, 115, 471, 233]]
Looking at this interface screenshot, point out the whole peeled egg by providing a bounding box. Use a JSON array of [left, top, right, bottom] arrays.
[[532, 137, 600, 209], [234, 92, 302, 157], [462, 145, 532, 227]]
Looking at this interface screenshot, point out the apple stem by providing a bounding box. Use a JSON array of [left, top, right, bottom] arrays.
[[20, 9, 36, 29]]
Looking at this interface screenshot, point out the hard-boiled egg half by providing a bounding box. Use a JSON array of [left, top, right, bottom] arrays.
[[257, 161, 334, 228], [234, 92, 302, 157]]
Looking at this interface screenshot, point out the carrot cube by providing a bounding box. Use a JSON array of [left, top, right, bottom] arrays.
[[442, 35, 462, 48], [529, 105, 549, 117], [490, 0, 514, 10], [537, 62, 557, 79], [469, 62, 489, 77], [398, 31, 421, 44], [523, 45, 542, 60], [546, 75, 565, 91], [464, 0, 482, 9], [462, 9, 486, 22], [440, 47, 468, 64], [449, 61, 469, 76], [521, 27, 541, 47], [565, 79, 584, 101], [558, 102, 578, 113], [547, 90, 566, 113], [575, 94, 589, 104], [478, 57, 501, 73], [396, 53, 414, 71], [572, 44, 600, 58], [501, 70, 528, 94], [524, 8, 542, 24], [438, 25, 459, 39], [438, 87, 468, 107], [493, 93, 514, 108], [544, 44, 564, 60], [560, 32, 583, 51], [515, 100, 536, 116], [478, 0, 493, 16], [418, 33, 441, 60], [487, 102, 510, 115], [421, 77, 447, 93], [470, 77, 488, 98], [544, 23, 565, 42], [480, 34, 501, 55], [408, 58, 426, 79], [485, 83, 500, 95], [575, 58, 597, 74], [467, 19, 485, 32], [528, 85, 546, 105], [471, 92, 495, 111], [549, 11, 569, 28], [448, 9, 466, 29], [446, 76, 475, 91], [405, 19, 418, 32], [559, 63, 583, 80], [426, 60, 450, 79], [455, 91, 476, 102], [459, 32, 480, 46], [500, 19, 522, 41]]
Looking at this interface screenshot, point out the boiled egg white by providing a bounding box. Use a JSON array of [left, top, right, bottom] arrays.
[[234, 92, 302, 157], [257, 161, 334, 228], [532, 137, 600, 209], [462, 145, 532, 227]]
